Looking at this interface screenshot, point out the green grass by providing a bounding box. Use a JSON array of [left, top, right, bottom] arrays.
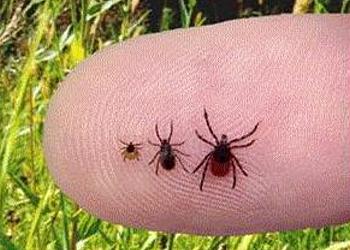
[[0, 0, 350, 249]]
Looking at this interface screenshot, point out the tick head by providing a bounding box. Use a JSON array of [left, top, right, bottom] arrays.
[[126, 143, 135, 152], [221, 134, 228, 144]]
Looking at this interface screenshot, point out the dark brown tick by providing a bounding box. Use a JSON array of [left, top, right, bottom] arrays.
[[119, 140, 142, 161], [192, 108, 259, 191], [148, 121, 190, 175]]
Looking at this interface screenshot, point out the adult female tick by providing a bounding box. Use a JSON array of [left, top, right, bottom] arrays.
[[148, 121, 190, 175], [192, 108, 259, 191]]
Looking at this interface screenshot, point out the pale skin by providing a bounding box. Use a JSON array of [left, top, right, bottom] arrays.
[[44, 14, 350, 236]]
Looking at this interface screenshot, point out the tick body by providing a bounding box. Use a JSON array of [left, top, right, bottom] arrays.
[[119, 140, 142, 161], [192, 109, 259, 191], [148, 121, 190, 175]]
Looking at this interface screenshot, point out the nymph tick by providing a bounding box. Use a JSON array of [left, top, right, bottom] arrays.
[[148, 121, 190, 175], [119, 140, 142, 161], [192, 109, 259, 191]]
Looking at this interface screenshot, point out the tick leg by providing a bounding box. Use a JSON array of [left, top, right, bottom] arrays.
[[148, 140, 160, 147], [231, 159, 237, 189], [170, 141, 185, 147], [228, 122, 259, 144], [192, 152, 212, 174], [195, 130, 215, 147], [168, 120, 173, 142], [174, 154, 190, 173], [155, 123, 162, 142], [231, 154, 248, 176], [119, 139, 129, 146], [204, 108, 219, 144], [173, 149, 190, 157], [155, 158, 160, 175], [148, 151, 160, 165], [199, 158, 210, 191], [230, 140, 256, 149], [134, 143, 142, 146]]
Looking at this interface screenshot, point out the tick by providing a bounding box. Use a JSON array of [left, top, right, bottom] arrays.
[[119, 140, 142, 161], [192, 108, 259, 191], [148, 121, 190, 175]]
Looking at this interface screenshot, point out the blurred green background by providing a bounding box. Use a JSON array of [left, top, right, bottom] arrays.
[[1, 0, 350, 249]]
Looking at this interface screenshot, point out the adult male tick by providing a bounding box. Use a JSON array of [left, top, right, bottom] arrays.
[[148, 121, 190, 175], [192, 108, 259, 191]]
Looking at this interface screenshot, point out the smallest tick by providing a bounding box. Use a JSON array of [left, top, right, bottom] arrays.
[[119, 140, 142, 161]]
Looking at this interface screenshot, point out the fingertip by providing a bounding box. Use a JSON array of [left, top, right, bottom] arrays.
[[44, 14, 350, 236]]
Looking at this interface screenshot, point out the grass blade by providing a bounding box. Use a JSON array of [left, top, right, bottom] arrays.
[[140, 232, 157, 250], [59, 192, 70, 250], [341, 0, 350, 13], [236, 234, 256, 250], [324, 241, 350, 250], [165, 233, 175, 250], [25, 183, 54, 250], [8, 171, 40, 206], [0, 0, 51, 229]]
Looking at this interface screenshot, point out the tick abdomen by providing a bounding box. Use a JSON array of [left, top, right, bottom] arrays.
[[159, 143, 176, 170], [211, 145, 232, 176], [210, 158, 231, 177], [161, 154, 176, 170]]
